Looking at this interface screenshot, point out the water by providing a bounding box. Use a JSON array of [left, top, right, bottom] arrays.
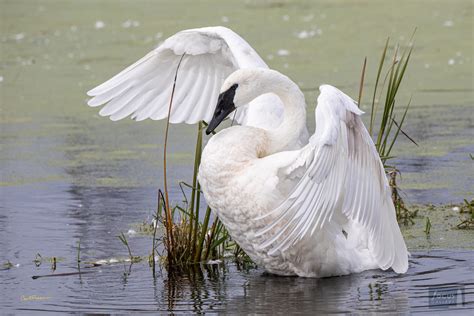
[[2, 250, 473, 313], [1, 0, 473, 313]]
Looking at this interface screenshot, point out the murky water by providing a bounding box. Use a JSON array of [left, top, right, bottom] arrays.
[[1, 250, 473, 314], [1, 0, 473, 313]]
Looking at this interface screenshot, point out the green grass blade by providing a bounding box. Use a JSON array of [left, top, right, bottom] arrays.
[[370, 38, 390, 135]]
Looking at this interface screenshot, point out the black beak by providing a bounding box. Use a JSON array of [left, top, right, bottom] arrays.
[[206, 84, 238, 135]]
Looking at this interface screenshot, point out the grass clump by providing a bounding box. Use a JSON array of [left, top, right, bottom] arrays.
[[456, 199, 474, 229], [1, 261, 14, 270], [151, 123, 251, 272], [358, 35, 418, 224]]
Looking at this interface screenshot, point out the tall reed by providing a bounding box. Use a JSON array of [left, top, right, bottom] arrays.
[[154, 120, 242, 269], [359, 36, 417, 221]]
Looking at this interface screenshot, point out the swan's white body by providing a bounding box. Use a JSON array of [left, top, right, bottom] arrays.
[[199, 70, 408, 277], [88, 26, 408, 277]]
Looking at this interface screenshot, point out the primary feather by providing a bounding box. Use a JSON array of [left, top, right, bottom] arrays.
[[87, 26, 295, 133], [255, 85, 408, 274]]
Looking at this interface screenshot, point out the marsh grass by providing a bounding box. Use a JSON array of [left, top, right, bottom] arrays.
[[456, 199, 474, 229], [117, 232, 142, 263], [424, 217, 432, 235], [152, 126, 251, 271], [1, 261, 14, 271], [358, 35, 419, 223]]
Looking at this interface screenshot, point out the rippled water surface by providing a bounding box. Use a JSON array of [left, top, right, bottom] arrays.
[[1, 0, 473, 313], [1, 250, 473, 314]]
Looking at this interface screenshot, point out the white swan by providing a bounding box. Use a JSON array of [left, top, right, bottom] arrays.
[[199, 68, 408, 277], [87, 26, 408, 277]]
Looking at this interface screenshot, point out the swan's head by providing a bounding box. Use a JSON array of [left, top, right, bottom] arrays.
[[206, 68, 271, 135]]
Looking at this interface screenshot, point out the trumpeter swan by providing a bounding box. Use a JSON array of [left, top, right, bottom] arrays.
[[87, 26, 408, 277], [199, 69, 408, 277]]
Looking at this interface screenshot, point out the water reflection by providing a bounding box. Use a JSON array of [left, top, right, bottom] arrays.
[[157, 251, 473, 314]]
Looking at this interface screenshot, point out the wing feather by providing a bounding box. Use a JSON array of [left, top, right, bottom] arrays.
[[186, 55, 215, 123], [87, 26, 264, 124], [256, 85, 408, 273]]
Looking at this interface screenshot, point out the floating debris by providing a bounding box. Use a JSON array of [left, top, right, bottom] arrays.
[[95, 259, 108, 265], [122, 19, 140, 28], [221, 16, 229, 23], [296, 30, 312, 39], [443, 20, 454, 27], [277, 49, 290, 56], [282, 15, 290, 21], [448, 58, 455, 65], [13, 33, 25, 41], [32, 271, 94, 280], [95, 21, 106, 29]]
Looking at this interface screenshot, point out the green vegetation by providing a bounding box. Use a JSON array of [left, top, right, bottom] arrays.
[[151, 124, 252, 271], [32, 253, 64, 271], [1, 261, 14, 270], [117, 232, 142, 263], [456, 199, 474, 229], [424, 217, 432, 235], [358, 35, 419, 223]]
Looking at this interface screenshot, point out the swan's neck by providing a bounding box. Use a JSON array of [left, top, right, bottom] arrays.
[[260, 74, 306, 155]]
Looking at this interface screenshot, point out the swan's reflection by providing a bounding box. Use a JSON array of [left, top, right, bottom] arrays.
[[157, 262, 411, 314]]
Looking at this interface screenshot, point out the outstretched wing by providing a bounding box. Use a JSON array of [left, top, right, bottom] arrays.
[[256, 85, 408, 273], [87, 26, 268, 124]]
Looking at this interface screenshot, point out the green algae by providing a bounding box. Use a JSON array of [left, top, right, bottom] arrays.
[[401, 203, 474, 250]]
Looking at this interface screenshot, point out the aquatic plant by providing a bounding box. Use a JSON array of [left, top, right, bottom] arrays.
[[358, 36, 418, 223], [32, 253, 63, 270], [117, 232, 142, 263], [77, 239, 81, 267], [424, 217, 432, 235], [1, 261, 14, 271], [152, 139, 251, 270], [456, 199, 474, 229]]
